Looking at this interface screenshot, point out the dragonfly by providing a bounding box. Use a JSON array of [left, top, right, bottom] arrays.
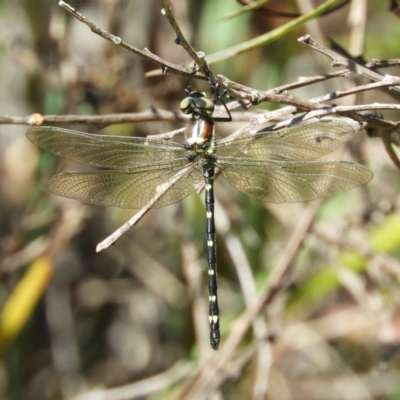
[[27, 86, 373, 350]]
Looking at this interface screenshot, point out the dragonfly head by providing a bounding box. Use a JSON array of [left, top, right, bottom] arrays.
[[180, 91, 215, 117]]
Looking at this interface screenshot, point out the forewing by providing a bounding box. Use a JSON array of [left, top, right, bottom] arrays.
[[27, 126, 187, 168], [215, 119, 358, 162], [219, 159, 373, 203], [47, 160, 204, 208]]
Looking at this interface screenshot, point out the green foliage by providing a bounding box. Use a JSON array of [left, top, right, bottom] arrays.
[[371, 212, 400, 254]]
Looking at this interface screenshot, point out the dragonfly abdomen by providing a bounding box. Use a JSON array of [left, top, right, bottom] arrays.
[[203, 166, 220, 350]]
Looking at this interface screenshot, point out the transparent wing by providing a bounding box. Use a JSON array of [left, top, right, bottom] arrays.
[[218, 159, 373, 203], [47, 160, 204, 209], [215, 119, 358, 162], [27, 126, 187, 169]]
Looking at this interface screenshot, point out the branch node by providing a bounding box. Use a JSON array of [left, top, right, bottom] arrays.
[[111, 35, 122, 45], [28, 113, 44, 126]]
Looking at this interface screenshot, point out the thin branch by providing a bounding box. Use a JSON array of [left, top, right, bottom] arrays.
[[219, 76, 325, 109], [97, 208, 151, 252], [58, 1, 205, 80], [158, 0, 210, 76], [310, 76, 400, 103], [1, 108, 188, 126], [147, 127, 186, 141], [366, 58, 400, 68], [312, 103, 400, 113], [218, 72, 400, 110], [0, 109, 254, 128], [268, 69, 353, 93], [96, 164, 196, 252], [299, 34, 400, 96]]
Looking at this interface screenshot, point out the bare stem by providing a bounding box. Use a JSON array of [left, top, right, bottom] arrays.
[[58, 0, 202, 79], [158, 0, 207, 72], [299, 34, 400, 96]]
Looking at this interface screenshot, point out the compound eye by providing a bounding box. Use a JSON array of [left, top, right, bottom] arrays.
[[193, 96, 215, 113], [180, 97, 195, 114]]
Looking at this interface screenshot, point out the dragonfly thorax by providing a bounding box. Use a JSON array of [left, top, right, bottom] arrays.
[[181, 91, 216, 148]]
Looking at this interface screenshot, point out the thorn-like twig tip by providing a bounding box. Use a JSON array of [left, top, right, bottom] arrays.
[[59, 0, 75, 12]]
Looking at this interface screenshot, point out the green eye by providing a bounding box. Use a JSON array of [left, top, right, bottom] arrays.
[[180, 97, 195, 114], [180, 94, 215, 114]]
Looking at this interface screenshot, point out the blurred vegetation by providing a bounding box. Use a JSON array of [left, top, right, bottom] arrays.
[[1, 0, 400, 399]]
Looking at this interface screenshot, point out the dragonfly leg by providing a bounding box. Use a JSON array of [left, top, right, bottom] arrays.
[[204, 167, 220, 350]]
